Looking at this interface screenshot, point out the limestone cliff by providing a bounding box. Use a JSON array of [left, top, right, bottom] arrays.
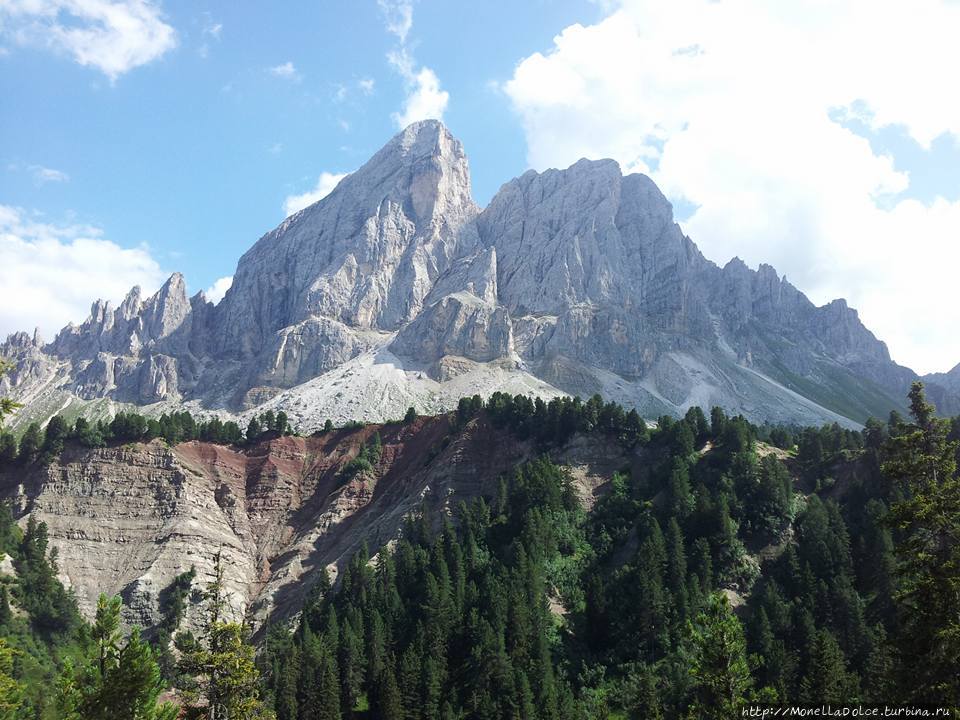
[[1, 120, 954, 429]]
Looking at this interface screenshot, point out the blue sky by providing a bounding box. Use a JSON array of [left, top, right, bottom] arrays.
[[0, 0, 600, 295], [1, 1, 959, 374]]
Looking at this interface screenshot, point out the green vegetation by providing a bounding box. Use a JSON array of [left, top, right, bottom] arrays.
[[0, 407, 302, 473], [176, 552, 274, 719], [0, 383, 957, 716], [340, 433, 382, 482]]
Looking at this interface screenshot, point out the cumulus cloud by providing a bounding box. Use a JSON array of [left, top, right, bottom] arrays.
[[283, 172, 349, 217], [0, 0, 177, 81], [391, 62, 448, 128], [0, 205, 167, 341], [379, 0, 449, 128], [502, 0, 960, 374], [203, 275, 232, 304]]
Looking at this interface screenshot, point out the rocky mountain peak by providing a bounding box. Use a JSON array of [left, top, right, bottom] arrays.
[[340, 118, 475, 229], [3, 122, 955, 428], [141, 272, 190, 341]]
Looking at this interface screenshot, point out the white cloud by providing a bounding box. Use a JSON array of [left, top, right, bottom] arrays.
[[503, 0, 960, 375], [269, 61, 298, 80], [203, 275, 232, 304], [391, 64, 448, 128], [358, 77, 375, 95], [378, 2, 449, 128], [377, 0, 412, 43], [29, 165, 69, 184], [0, 0, 176, 81], [0, 205, 167, 341], [283, 172, 349, 217]]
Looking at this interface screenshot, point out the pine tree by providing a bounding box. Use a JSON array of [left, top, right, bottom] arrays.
[[0, 586, 10, 627], [687, 593, 753, 720], [246, 417, 263, 443], [0, 433, 16, 465], [882, 382, 960, 706], [665, 517, 689, 622], [374, 661, 403, 720], [799, 629, 859, 704], [621, 663, 662, 720], [17, 422, 43, 464], [666, 458, 694, 520], [58, 594, 177, 720], [42, 414, 69, 462], [178, 551, 275, 719], [262, 411, 276, 434]]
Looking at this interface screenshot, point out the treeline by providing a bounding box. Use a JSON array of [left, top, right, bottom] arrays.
[[258, 384, 960, 717], [262, 457, 587, 719], [458, 392, 649, 446], [0, 408, 299, 468], [1, 378, 959, 716]]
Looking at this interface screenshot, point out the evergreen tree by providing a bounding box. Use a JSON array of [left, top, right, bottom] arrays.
[[620, 663, 662, 720], [42, 414, 69, 462], [0, 433, 16, 465], [403, 406, 417, 424], [687, 593, 753, 720], [374, 661, 402, 720], [17, 422, 43, 464], [58, 594, 177, 720], [246, 417, 263, 444], [178, 552, 275, 719], [882, 382, 960, 706], [799, 629, 859, 704], [0, 587, 10, 627], [666, 458, 694, 520]]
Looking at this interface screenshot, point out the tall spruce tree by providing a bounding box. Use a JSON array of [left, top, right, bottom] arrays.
[[178, 552, 275, 719], [882, 382, 960, 707], [57, 594, 177, 720], [687, 593, 753, 720]]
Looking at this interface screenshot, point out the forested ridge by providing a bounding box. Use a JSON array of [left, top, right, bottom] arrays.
[[0, 379, 958, 718]]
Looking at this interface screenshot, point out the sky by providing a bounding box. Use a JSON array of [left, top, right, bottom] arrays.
[[0, 0, 958, 375]]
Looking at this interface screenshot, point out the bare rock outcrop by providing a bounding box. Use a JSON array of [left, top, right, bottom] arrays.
[[0, 416, 629, 635], [1, 120, 954, 429]]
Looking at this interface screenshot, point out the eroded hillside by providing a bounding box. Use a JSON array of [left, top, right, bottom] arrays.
[[0, 412, 629, 635]]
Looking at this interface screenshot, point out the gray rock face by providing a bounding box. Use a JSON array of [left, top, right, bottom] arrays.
[[214, 121, 477, 357], [923, 363, 960, 416], [1, 120, 955, 428]]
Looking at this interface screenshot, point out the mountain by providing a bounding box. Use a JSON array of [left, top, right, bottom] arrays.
[[1, 120, 954, 431], [924, 363, 960, 416]]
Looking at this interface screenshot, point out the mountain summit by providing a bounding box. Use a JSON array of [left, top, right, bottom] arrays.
[[1, 121, 955, 428]]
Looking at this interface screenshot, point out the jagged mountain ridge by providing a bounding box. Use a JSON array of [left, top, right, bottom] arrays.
[[1, 120, 953, 429]]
